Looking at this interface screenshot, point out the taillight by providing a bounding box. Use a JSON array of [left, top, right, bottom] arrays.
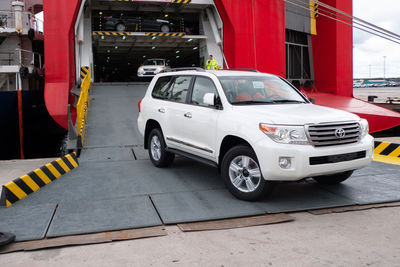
[[105, 17, 111, 21], [138, 100, 142, 112]]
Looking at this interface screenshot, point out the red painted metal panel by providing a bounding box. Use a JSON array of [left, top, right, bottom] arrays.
[[306, 93, 400, 133], [214, 0, 285, 76], [312, 0, 353, 97], [43, 0, 81, 129]]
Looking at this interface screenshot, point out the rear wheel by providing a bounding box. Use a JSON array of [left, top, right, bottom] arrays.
[[221, 145, 273, 201], [313, 170, 353, 184], [160, 24, 170, 33], [116, 23, 126, 32], [148, 128, 174, 168]]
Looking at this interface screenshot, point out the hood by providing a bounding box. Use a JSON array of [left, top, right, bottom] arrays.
[[231, 103, 360, 125]]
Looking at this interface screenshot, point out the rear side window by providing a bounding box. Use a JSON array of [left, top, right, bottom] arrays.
[[169, 76, 192, 103], [152, 76, 173, 99]]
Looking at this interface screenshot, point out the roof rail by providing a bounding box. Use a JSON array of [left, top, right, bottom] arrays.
[[228, 68, 259, 72], [169, 67, 205, 72]]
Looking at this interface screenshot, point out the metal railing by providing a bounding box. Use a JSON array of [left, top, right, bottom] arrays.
[[0, 48, 44, 69], [76, 67, 91, 146], [0, 10, 37, 32]]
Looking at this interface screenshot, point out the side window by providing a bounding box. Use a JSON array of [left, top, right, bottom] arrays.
[[191, 77, 218, 106], [169, 76, 192, 103], [152, 76, 173, 99]]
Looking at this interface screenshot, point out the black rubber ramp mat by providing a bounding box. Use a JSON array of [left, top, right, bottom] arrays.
[[79, 147, 135, 162], [256, 182, 356, 213], [318, 173, 400, 205], [0, 204, 56, 241], [150, 189, 265, 224], [47, 196, 162, 238]]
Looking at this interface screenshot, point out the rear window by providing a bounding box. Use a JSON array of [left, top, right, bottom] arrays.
[[152, 76, 173, 99]]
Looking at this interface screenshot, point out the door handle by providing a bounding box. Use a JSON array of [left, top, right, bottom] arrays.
[[158, 108, 165, 113], [184, 112, 192, 118]]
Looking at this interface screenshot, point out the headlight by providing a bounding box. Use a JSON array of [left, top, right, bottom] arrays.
[[259, 123, 309, 145], [359, 119, 369, 138], [138, 67, 144, 74]]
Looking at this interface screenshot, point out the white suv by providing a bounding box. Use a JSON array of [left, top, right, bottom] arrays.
[[137, 69, 373, 201]]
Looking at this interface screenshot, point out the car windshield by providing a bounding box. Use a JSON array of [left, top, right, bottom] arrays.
[[143, 59, 165, 66], [218, 75, 307, 105]]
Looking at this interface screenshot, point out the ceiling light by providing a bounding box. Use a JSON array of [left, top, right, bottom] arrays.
[[122, 36, 126, 40], [187, 38, 193, 42], [99, 11, 103, 15], [176, 50, 180, 53], [164, 14, 168, 18], [107, 50, 110, 53], [115, 46, 118, 49], [152, 36, 157, 40], [152, 46, 156, 50], [176, 56, 180, 58], [193, 47, 198, 50], [101, 36, 105, 40], [143, 55, 146, 58]]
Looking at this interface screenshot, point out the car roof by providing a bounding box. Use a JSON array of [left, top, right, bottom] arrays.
[[158, 69, 277, 78]]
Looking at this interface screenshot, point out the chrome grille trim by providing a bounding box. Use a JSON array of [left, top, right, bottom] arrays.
[[306, 121, 361, 147]]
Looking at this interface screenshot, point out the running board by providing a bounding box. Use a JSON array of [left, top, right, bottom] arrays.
[[165, 148, 218, 168]]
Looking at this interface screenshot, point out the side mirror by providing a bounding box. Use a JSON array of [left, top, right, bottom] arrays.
[[309, 97, 315, 104], [203, 93, 215, 106]]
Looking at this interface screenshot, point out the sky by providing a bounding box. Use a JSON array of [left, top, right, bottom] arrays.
[[353, 0, 400, 78]]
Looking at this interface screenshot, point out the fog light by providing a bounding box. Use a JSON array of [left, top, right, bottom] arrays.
[[279, 157, 291, 169]]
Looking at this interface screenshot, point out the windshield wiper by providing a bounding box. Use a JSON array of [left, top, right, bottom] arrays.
[[231, 100, 274, 105], [270, 100, 306, 103]]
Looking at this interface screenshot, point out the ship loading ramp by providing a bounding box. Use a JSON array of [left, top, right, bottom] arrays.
[[81, 0, 224, 82], [1, 83, 400, 252]]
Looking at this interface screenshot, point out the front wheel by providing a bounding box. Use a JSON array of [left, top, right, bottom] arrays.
[[313, 170, 354, 184], [221, 145, 273, 201], [160, 24, 170, 33], [116, 23, 126, 32], [148, 128, 174, 168]]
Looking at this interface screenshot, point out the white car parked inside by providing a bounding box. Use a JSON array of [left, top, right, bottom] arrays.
[[137, 68, 373, 201]]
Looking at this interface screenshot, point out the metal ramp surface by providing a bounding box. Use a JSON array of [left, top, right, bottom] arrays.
[[1, 84, 400, 242]]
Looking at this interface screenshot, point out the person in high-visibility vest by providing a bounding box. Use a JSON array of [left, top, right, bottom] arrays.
[[206, 55, 218, 70]]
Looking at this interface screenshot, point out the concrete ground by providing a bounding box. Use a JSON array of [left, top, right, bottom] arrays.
[[0, 158, 57, 185], [1, 206, 399, 267], [353, 87, 400, 103]]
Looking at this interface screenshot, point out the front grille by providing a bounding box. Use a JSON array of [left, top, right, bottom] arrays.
[[144, 68, 156, 71], [307, 122, 361, 147], [310, 151, 366, 165]]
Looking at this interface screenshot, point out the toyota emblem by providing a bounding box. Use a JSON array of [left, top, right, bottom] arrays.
[[335, 128, 346, 138]]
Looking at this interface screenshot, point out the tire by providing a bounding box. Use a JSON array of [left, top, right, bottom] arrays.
[[160, 24, 170, 33], [313, 170, 354, 185], [116, 23, 126, 32], [221, 145, 273, 201], [148, 128, 174, 168]]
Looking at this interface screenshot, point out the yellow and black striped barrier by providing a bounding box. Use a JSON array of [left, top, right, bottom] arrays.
[[374, 141, 400, 165], [92, 31, 132, 36], [0, 153, 79, 207], [80, 66, 89, 80], [386, 97, 400, 104], [92, 31, 186, 37], [145, 32, 185, 37]]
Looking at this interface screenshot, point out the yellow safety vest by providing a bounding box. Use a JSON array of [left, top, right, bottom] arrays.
[[206, 59, 218, 70]]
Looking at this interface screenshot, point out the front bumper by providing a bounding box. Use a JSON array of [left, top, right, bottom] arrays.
[[254, 135, 374, 181]]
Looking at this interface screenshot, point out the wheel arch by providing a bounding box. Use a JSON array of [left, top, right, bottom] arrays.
[[144, 119, 162, 149], [218, 135, 253, 165]]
